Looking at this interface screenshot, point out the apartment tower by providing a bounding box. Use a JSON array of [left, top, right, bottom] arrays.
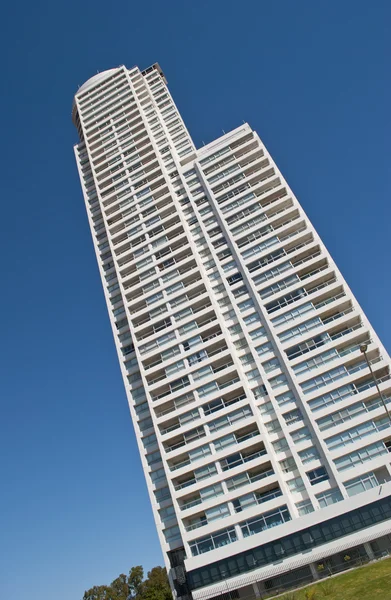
[[72, 64, 391, 600]]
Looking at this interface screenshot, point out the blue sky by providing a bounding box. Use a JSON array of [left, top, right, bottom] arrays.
[[0, 1, 390, 599]]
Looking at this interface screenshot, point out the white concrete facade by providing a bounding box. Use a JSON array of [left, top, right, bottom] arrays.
[[73, 63, 391, 600]]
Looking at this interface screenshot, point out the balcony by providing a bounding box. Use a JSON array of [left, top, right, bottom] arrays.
[[197, 371, 241, 399], [155, 392, 196, 419], [265, 273, 337, 314], [286, 318, 364, 360], [233, 485, 283, 513], [164, 426, 206, 453], [150, 375, 191, 402], [225, 463, 275, 491], [202, 390, 247, 416], [220, 443, 267, 472]]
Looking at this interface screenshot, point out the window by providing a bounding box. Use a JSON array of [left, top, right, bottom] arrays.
[[316, 488, 343, 508], [164, 525, 181, 543], [291, 427, 312, 444], [154, 486, 171, 502], [179, 408, 200, 427], [283, 409, 303, 426], [259, 274, 299, 300], [208, 406, 252, 433], [199, 483, 224, 502], [301, 365, 348, 395], [275, 390, 296, 406], [183, 335, 202, 351], [238, 299, 254, 312], [293, 348, 339, 376], [170, 375, 190, 392], [263, 357, 280, 373], [325, 416, 390, 451], [344, 471, 381, 497], [227, 272, 243, 285], [188, 444, 211, 463], [146, 450, 162, 466], [334, 441, 387, 472], [192, 365, 213, 381], [286, 332, 330, 360], [266, 419, 282, 434], [287, 477, 305, 493], [269, 373, 288, 389], [253, 385, 268, 398], [205, 502, 230, 522], [298, 446, 320, 464], [308, 383, 356, 413], [188, 349, 208, 366], [151, 467, 166, 483], [189, 527, 237, 556], [243, 366, 258, 382], [243, 312, 261, 325], [240, 505, 291, 537], [315, 398, 391, 432], [233, 487, 282, 512], [279, 317, 322, 343], [272, 438, 289, 453], [197, 381, 218, 398], [253, 261, 292, 286], [165, 360, 185, 377], [159, 505, 175, 521], [306, 466, 329, 485], [213, 433, 236, 451], [256, 342, 273, 356], [249, 327, 266, 340], [279, 456, 297, 473], [296, 499, 314, 516], [194, 463, 217, 482]]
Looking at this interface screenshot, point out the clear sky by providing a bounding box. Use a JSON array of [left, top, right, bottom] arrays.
[[0, 1, 390, 599]]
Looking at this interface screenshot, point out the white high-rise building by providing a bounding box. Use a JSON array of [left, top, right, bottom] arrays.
[[72, 64, 391, 600]]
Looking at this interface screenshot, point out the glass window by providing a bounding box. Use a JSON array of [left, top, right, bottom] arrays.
[[255, 342, 273, 356], [275, 390, 296, 406], [250, 327, 267, 340], [278, 317, 322, 343], [306, 466, 329, 485], [296, 499, 314, 516], [287, 477, 305, 493], [189, 444, 211, 462], [335, 441, 387, 472], [240, 505, 291, 538], [291, 427, 312, 444], [300, 365, 348, 395], [194, 463, 217, 481], [238, 299, 254, 312], [298, 446, 320, 464], [344, 471, 379, 497], [316, 488, 343, 508], [273, 438, 289, 453]]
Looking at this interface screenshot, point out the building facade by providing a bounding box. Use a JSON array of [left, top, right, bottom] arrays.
[[72, 64, 391, 600]]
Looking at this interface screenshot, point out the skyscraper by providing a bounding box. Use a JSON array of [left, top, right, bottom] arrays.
[[72, 63, 391, 600]]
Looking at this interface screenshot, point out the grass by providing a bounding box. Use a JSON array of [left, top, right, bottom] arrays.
[[278, 557, 391, 600]]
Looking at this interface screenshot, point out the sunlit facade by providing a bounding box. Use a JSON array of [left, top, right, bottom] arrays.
[[73, 63, 391, 600]]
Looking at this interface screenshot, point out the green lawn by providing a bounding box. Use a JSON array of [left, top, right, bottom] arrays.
[[278, 557, 391, 599]]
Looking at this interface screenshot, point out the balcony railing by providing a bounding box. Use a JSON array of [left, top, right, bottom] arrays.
[[221, 448, 267, 471], [227, 468, 275, 491]]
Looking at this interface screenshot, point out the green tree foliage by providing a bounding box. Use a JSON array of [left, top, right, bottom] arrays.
[[83, 565, 173, 600], [142, 567, 173, 600]]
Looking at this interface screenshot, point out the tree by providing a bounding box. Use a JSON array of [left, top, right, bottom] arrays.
[[83, 564, 173, 600], [109, 574, 129, 600], [128, 566, 144, 599], [83, 585, 111, 600], [141, 567, 172, 600]]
